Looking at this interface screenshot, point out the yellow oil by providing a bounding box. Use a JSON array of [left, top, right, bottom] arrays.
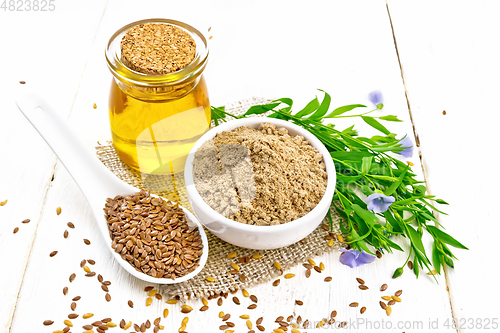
[[108, 76, 211, 201]]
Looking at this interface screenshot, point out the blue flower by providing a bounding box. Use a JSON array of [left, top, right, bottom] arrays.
[[365, 193, 395, 213], [398, 136, 414, 158], [339, 249, 376, 268], [368, 90, 384, 109]]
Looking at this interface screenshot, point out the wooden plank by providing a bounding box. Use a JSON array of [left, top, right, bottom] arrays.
[[387, 0, 500, 331], [0, 2, 108, 333], [7, 0, 457, 332]]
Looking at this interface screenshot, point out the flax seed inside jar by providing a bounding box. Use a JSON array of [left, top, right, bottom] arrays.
[[106, 19, 211, 201], [104, 190, 203, 279]]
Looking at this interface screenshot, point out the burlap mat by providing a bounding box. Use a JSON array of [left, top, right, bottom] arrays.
[[96, 97, 344, 299]]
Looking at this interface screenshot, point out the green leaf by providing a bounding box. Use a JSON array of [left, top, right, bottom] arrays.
[[384, 164, 409, 196], [406, 225, 428, 260], [362, 116, 391, 135], [273, 97, 293, 108], [427, 226, 469, 250], [384, 210, 404, 233], [368, 174, 399, 181], [361, 156, 373, 174], [413, 258, 420, 277], [308, 90, 331, 120], [378, 115, 403, 122], [432, 242, 443, 274], [352, 204, 379, 226], [295, 96, 320, 117], [243, 102, 280, 116], [324, 104, 367, 118]]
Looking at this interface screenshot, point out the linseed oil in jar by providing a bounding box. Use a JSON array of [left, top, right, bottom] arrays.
[[106, 19, 211, 201]]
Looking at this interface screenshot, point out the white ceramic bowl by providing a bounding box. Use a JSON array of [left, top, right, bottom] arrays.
[[184, 118, 336, 249]]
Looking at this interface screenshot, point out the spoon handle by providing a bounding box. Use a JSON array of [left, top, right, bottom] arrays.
[[15, 91, 126, 207]]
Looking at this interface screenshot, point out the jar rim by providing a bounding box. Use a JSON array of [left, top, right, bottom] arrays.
[[105, 18, 209, 87]]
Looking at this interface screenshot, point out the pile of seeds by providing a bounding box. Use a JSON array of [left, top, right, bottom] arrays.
[[103, 190, 203, 279]]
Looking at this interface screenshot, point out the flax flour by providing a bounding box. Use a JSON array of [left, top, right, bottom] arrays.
[[192, 123, 327, 225]]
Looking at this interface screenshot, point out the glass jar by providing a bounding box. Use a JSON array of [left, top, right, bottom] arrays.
[[105, 19, 210, 201]]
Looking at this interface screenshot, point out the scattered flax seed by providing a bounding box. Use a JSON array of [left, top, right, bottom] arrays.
[[380, 284, 388, 291], [43, 320, 54, 326], [386, 306, 392, 316], [256, 317, 263, 325], [395, 290, 403, 297], [231, 263, 240, 271], [274, 262, 281, 270], [69, 273, 76, 282], [250, 295, 258, 303], [68, 314, 79, 319], [206, 277, 215, 282], [313, 266, 322, 273], [19, 81, 26, 84], [88, 259, 96, 265], [247, 320, 253, 329], [428, 270, 438, 275], [166, 299, 178, 304], [376, 250, 383, 259], [22, 219, 30, 224], [67, 222, 75, 228], [63, 287, 68, 295], [72, 296, 81, 301], [388, 299, 396, 306], [63, 230, 69, 238], [295, 300, 303, 306], [222, 313, 231, 321], [242, 289, 250, 297], [85, 272, 96, 277], [252, 254, 263, 259], [248, 304, 257, 309], [227, 252, 237, 259], [70, 302, 77, 311], [308, 259, 316, 266], [257, 325, 265, 331], [163, 309, 169, 318], [379, 301, 387, 310], [13, 227, 19, 234], [324, 276, 332, 282], [408, 261, 414, 269], [240, 273, 247, 282], [359, 285, 369, 290], [328, 239, 334, 247], [49, 251, 58, 257], [155, 293, 162, 300], [148, 289, 157, 296], [275, 316, 284, 322], [101, 285, 109, 292], [381, 296, 392, 301], [83, 313, 94, 319], [319, 262, 325, 270], [272, 279, 280, 287], [56, 207, 62, 215], [124, 321, 132, 330], [349, 302, 359, 307], [443, 110, 447, 115], [83, 325, 93, 330], [200, 305, 209, 311], [202, 297, 208, 306], [360, 307, 366, 314], [392, 295, 402, 302], [106, 322, 117, 328], [305, 269, 311, 278], [145, 286, 154, 292], [233, 296, 240, 305], [337, 235, 344, 243], [105, 293, 111, 302], [146, 297, 153, 306], [83, 239, 91, 245], [240, 314, 250, 319], [83, 266, 91, 273], [63, 320, 73, 327], [219, 311, 225, 318], [284, 273, 295, 279], [0, 199, 7, 206], [217, 298, 223, 306], [93, 103, 97, 109], [356, 278, 365, 284]]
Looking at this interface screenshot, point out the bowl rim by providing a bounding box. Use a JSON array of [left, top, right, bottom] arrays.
[[184, 117, 336, 234]]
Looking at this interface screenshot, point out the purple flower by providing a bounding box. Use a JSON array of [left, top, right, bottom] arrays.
[[368, 90, 383, 108], [339, 249, 376, 268], [398, 136, 414, 158], [365, 193, 395, 213]]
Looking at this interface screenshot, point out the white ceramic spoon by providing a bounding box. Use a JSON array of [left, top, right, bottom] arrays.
[[15, 91, 208, 284]]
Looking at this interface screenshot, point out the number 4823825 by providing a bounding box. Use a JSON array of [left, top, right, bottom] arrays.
[[1, 0, 56, 11]]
